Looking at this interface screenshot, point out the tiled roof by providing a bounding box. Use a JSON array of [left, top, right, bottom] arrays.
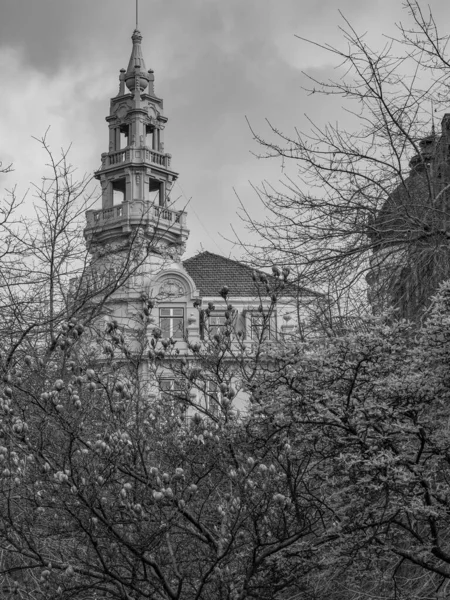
[[182, 251, 315, 299]]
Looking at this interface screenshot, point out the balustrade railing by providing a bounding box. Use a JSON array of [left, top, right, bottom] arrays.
[[153, 206, 183, 223], [87, 202, 185, 228], [145, 149, 167, 166], [109, 149, 128, 165], [92, 205, 126, 223], [104, 147, 170, 168]]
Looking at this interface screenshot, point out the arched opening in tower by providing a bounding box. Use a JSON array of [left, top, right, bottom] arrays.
[[119, 124, 129, 150], [113, 178, 126, 205], [149, 178, 164, 206], [146, 124, 155, 150]]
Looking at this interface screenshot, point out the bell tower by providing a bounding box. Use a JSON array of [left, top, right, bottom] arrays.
[[84, 28, 189, 264]]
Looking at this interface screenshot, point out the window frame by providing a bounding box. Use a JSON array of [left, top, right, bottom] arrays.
[[204, 381, 220, 416], [159, 307, 185, 340], [159, 378, 187, 419], [247, 311, 277, 341], [160, 378, 183, 396], [201, 309, 238, 340]]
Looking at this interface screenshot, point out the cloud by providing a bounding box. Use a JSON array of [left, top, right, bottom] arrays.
[[1, 0, 449, 257]]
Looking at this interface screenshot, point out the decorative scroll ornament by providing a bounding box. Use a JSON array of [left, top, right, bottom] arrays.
[[158, 278, 186, 299]]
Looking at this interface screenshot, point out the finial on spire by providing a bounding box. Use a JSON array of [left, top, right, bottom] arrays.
[[136, 0, 139, 30], [125, 27, 150, 92]]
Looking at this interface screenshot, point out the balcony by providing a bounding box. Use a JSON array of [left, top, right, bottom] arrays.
[[101, 147, 172, 170], [153, 206, 183, 223], [85, 201, 187, 230]]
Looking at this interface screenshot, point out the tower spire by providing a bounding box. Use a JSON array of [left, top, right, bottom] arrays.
[[125, 28, 150, 92], [85, 22, 189, 259]]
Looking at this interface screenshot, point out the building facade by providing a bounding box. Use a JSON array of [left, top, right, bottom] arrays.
[[83, 27, 317, 411]]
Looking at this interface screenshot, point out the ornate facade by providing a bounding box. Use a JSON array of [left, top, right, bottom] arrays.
[[83, 27, 317, 410]]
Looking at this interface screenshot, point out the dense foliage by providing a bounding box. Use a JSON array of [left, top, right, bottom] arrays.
[[1, 271, 450, 598]]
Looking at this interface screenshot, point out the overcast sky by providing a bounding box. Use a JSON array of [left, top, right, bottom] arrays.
[[0, 0, 448, 259]]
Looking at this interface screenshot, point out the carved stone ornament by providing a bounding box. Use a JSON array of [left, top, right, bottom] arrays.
[[116, 105, 128, 119], [158, 278, 186, 299], [166, 242, 186, 262]]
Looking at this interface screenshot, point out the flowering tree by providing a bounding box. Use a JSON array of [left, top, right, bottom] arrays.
[[4, 260, 450, 598], [0, 139, 329, 599], [248, 283, 450, 599], [0, 266, 334, 599], [2, 131, 450, 599]]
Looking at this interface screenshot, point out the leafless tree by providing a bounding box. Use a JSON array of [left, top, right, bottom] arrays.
[[0, 160, 13, 175], [0, 135, 330, 599], [239, 0, 450, 320], [0, 132, 176, 373]]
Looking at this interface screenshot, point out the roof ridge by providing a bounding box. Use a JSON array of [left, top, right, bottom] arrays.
[[183, 250, 247, 265], [182, 250, 320, 297], [183, 250, 268, 274]]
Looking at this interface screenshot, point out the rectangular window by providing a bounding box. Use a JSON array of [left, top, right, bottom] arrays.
[[209, 315, 226, 336], [146, 124, 155, 149], [149, 178, 162, 205], [201, 310, 237, 340], [119, 124, 129, 149], [205, 381, 220, 416], [249, 312, 276, 341], [159, 379, 186, 420], [160, 378, 183, 397], [160, 308, 184, 339], [112, 178, 126, 205]]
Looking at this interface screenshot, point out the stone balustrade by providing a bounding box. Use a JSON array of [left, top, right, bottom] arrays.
[[101, 147, 172, 169], [86, 201, 186, 229], [153, 205, 185, 224]]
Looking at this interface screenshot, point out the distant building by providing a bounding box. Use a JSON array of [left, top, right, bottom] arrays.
[[367, 114, 450, 320], [83, 28, 318, 411]]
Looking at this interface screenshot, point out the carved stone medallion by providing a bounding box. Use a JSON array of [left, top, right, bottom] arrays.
[[158, 278, 186, 299]]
